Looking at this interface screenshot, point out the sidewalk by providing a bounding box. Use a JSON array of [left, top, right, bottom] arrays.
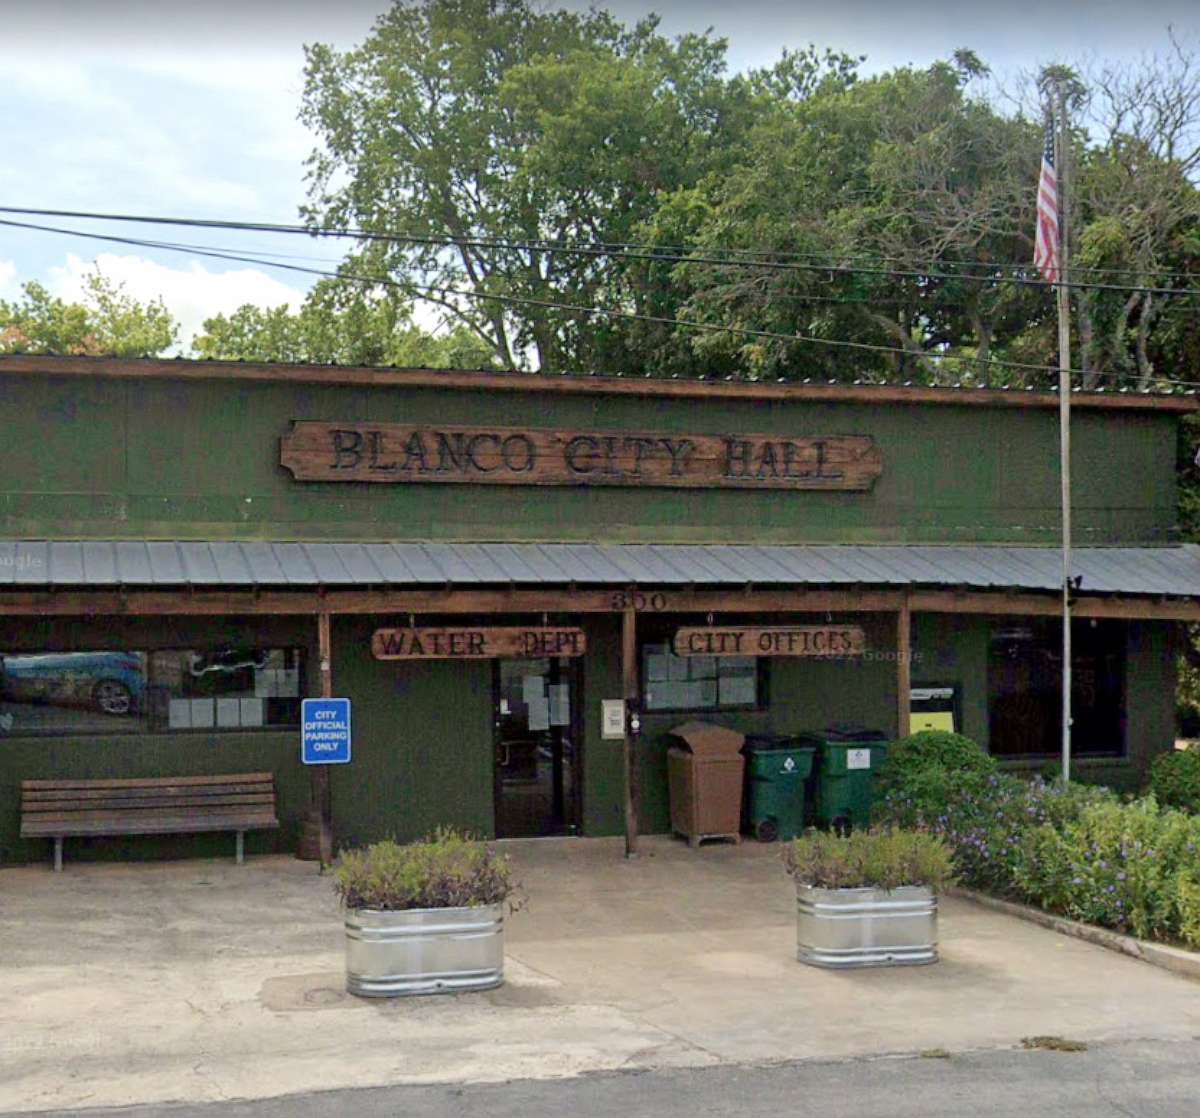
[[3, 836, 1199, 1113]]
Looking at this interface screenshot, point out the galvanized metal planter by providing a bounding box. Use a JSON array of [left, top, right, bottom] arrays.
[[796, 884, 938, 968], [344, 903, 504, 997]]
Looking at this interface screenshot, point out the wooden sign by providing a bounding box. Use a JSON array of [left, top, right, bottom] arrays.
[[372, 626, 586, 660], [673, 626, 866, 657], [280, 422, 881, 491]]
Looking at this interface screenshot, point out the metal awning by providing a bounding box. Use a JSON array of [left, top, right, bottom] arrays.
[[2, 540, 1199, 598]]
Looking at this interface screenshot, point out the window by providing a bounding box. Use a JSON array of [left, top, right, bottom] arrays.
[[642, 641, 763, 712], [988, 620, 1124, 758], [0, 647, 303, 737]]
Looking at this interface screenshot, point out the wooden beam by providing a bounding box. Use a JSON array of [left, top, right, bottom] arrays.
[[0, 586, 907, 617], [312, 612, 334, 867], [910, 591, 1200, 621], [897, 594, 912, 739], [2, 353, 1193, 413], [622, 605, 639, 859], [0, 585, 1197, 621]]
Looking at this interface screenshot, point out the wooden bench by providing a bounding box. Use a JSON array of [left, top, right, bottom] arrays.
[[20, 772, 279, 871]]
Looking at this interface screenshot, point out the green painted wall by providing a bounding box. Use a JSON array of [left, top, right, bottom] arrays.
[[0, 371, 1179, 544], [912, 613, 992, 748], [325, 616, 494, 848]]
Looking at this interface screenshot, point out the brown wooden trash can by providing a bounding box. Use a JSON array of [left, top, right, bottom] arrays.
[[666, 721, 746, 848]]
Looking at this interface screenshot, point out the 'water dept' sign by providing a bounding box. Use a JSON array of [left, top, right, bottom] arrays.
[[301, 698, 352, 765]]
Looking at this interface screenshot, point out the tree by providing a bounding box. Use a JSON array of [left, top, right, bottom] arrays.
[[0, 271, 178, 358], [1069, 38, 1200, 389], [299, 0, 756, 372], [647, 55, 1047, 384], [191, 278, 496, 368]]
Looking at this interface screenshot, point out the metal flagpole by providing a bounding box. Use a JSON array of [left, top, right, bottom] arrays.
[[1055, 81, 1073, 784]]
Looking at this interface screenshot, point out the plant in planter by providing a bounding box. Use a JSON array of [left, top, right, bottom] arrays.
[[784, 828, 955, 969], [331, 828, 517, 997]]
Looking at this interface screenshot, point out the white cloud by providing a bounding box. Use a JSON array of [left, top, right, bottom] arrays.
[[0, 259, 18, 299], [47, 252, 309, 351]]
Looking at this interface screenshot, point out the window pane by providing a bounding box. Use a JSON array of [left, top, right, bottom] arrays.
[[642, 643, 762, 711], [0, 647, 303, 737], [719, 673, 758, 706], [988, 621, 1124, 758], [0, 651, 149, 736]]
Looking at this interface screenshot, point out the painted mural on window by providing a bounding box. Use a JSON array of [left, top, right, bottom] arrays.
[[0, 648, 303, 737]]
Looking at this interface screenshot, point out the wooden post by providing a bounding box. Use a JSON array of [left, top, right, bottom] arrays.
[[897, 595, 912, 739], [622, 605, 639, 858], [314, 611, 334, 866]]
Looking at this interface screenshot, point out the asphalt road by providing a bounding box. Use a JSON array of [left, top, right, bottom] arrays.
[[17, 1038, 1200, 1118]]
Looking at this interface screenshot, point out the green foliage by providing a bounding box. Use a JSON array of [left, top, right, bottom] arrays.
[[784, 827, 955, 891], [1149, 748, 1200, 814], [191, 278, 497, 368], [1013, 796, 1200, 946], [299, 0, 802, 372], [331, 828, 515, 911], [0, 272, 178, 358], [882, 730, 997, 783], [875, 730, 997, 821], [876, 743, 1200, 947]]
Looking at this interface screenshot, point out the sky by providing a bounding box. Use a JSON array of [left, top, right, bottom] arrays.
[[2, 0, 1199, 348]]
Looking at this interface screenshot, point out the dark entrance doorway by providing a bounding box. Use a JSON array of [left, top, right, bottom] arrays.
[[493, 657, 580, 837]]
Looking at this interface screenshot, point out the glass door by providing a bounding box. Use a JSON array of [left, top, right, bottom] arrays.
[[493, 657, 579, 837]]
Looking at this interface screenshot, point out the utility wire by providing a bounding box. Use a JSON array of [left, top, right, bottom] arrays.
[[1, 215, 1195, 392], [3, 204, 1199, 299]]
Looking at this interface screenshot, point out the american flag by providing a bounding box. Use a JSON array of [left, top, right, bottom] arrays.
[[1034, 116, 1060, 285]]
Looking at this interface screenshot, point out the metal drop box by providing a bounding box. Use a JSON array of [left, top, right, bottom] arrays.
[[795, 885, 938, 968], [666, 721, 746, 847]]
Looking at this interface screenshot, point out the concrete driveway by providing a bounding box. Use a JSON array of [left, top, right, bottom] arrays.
[[2, 836, 1199, 1113]]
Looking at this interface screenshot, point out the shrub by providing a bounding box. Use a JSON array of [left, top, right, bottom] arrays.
[[331, 828, 515, 911], [784, 828, 955, 892], [1148, 748, 1200, 814], [882, 730, 997, 784], [876, 731, 996, 822], [874, 734, 1200, 948], [877, 769, 1113, 896], [1012, 796, 1200, 948]]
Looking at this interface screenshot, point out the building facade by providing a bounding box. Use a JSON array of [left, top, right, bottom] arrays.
[[1, 354, 1197, 862]]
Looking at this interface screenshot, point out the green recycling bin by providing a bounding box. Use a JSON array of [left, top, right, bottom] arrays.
[[741, 735, 816, 842], [799, 727, 889, 834]]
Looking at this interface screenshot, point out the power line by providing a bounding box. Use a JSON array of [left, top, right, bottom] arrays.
[[1, 215, 1195, 392], [3, 204, 1199, 299]]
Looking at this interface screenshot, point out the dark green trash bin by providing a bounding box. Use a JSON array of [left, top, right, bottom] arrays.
[[741, 735, 816, 842], [799, 726, 889, 834]]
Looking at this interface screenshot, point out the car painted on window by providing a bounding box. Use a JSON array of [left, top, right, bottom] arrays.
[[0, 652, 145, 715]]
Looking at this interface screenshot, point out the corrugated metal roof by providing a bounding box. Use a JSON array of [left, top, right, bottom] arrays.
[[2, 540, 1200, 597]]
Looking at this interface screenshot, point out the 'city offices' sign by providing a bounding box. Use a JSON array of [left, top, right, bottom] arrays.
[[673, 626, 867, 657], [280, 422, 882, 491]]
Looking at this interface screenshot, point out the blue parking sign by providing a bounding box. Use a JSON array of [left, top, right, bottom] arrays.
[[302, 698, 351, 765]]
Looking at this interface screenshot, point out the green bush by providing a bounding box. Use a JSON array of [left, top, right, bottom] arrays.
[[1013, 796, 1200, 948], [874, 734, 1200, 947], [784, 828, 955, 891], [877, 763, 1114, 897], [331, 828, 515, 911], [876, 731, 996, 821], [1149, 748, 1200, 814]]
